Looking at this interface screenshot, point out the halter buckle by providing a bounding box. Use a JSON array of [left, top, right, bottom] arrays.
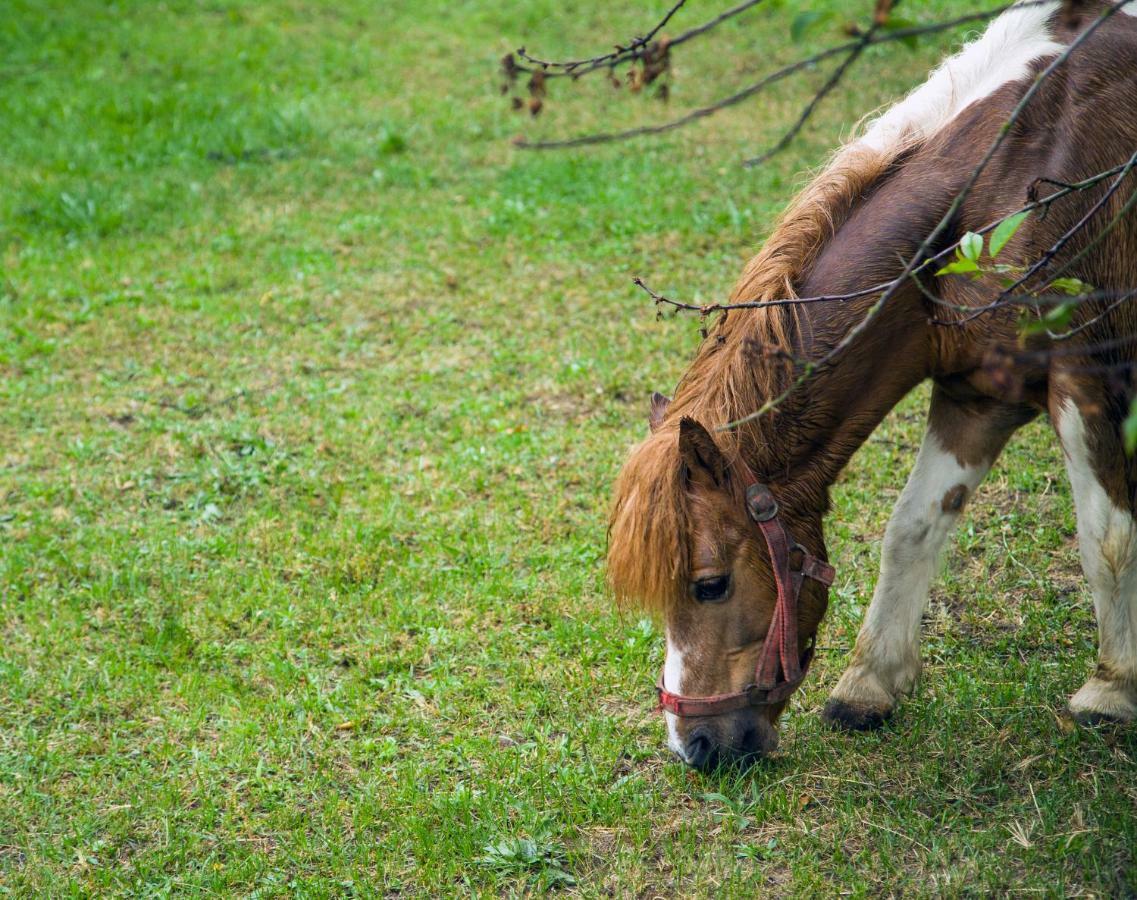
[[745, 483, 779, 522]]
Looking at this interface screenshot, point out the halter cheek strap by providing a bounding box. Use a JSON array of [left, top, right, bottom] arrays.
[[655, 482, 835, 718]]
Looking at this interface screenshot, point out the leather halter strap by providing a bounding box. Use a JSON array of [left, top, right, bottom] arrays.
[[656, 478, 835, 718]]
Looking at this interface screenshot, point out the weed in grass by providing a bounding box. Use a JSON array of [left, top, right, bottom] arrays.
[[478, 833, 577, 889]]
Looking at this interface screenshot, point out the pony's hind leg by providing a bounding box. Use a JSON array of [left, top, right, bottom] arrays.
[[1054, 397, 1137, 724], [823, 385, 1035, 731]]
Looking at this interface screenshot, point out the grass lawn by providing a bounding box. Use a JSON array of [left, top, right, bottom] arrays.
[[3, 0, 1136, 894]]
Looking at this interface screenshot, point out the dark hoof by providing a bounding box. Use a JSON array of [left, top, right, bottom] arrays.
[[821, 698, 891, 732]]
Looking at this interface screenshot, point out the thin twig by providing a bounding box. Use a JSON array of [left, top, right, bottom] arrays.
[[513, 0, 773, 79], [1050, 290, 1137, 341], [633, 275, 886, 316], [515, 5, 1027, 151], [743, 22, 881, 168], [936, 180, 1137, 326], [639, 160, 1137, 322], [517, 0, 688, 73], [515, 40, 852, 150], [1010, 148, 1137, 293]]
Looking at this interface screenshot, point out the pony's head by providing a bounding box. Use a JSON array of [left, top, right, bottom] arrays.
[[607, 396, 830, 769]]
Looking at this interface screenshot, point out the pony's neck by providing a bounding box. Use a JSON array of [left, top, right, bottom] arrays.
[[739, 161, 951, 511], [768, 280, 928, 512], [697, 129, 984, 510]]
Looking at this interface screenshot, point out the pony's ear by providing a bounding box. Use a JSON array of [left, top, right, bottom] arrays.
[[648, 392, 671, 433], [678, 417, 727, 487]]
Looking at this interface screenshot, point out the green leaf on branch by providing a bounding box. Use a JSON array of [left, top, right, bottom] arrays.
[[1019, 300, 1076, 335], [881, 16, 920, 50], [790, 10, 834, 43], [1048, 277, 1095, 296], [936, 257, 981, 276], [960, 231, 983, 263], [936, 232, 990, 277], [1124, 396, 1137, 456], [989, 211, 1029, 257]]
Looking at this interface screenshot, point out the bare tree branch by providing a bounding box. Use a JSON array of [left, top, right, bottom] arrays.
[[516, 0, 687, 72], [513, 40, 851, 150], [513, 4, 1039, 152], [511, 0, 769, 79]]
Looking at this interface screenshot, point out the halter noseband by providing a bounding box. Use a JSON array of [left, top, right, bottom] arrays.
[[655, 479, 835, 718]]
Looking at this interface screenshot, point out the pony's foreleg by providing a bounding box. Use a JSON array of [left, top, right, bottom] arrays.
[[1054, 398, 1137, 723], [822, 387, 1032, 730]]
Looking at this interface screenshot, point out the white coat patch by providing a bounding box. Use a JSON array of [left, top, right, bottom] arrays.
[[662, 632, 688, 760], [859, 2, 1063, 153]]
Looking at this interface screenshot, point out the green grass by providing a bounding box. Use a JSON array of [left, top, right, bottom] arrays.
[[2, 0, 1136, 895]]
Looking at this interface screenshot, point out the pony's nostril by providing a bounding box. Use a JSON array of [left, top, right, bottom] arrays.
[[740, 721, 778, 757], [684, 729, 715, 768], [740, 726, 761, 753]]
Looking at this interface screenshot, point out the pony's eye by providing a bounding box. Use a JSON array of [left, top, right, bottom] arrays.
[[691, 575, 731, 603]]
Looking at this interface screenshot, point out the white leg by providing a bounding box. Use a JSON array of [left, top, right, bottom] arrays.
[[824, 432, 989, 727], [823, 388, 1031, 730], [1055, 399, 1137, 723]]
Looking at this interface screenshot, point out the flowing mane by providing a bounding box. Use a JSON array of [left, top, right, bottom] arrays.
[[608, 1, 1069, 612], [670, 144, 898, 454], [607, 145, 897, 612]]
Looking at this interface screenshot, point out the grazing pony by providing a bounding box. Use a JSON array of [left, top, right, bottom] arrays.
[[607, 1, 1137, 769]]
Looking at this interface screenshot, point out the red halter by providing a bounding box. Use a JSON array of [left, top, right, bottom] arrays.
[[656, 481, 835, 718]]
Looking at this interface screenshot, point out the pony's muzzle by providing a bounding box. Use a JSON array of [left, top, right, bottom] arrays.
[[675, 713, 779, 770]]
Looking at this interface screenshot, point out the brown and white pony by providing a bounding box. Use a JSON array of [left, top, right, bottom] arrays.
[[608, 1, 1137, 769]]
